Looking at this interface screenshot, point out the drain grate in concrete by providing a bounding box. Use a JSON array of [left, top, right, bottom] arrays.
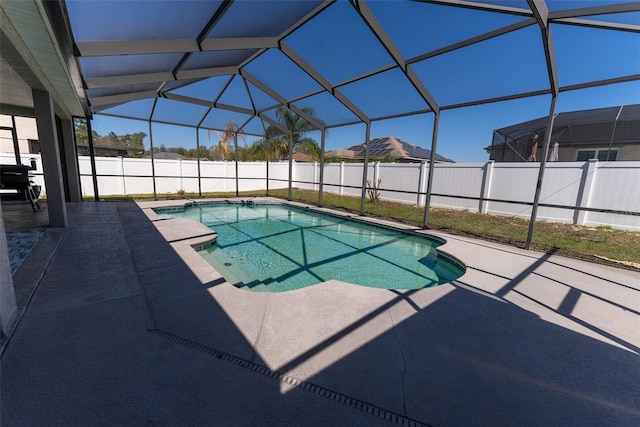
[[150, 329, 430, 427]]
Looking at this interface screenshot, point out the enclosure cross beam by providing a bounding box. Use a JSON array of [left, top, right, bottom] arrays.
[[240, 70, 328, 132], [352, 0, 440, 114], [279, 41, 370, 124]]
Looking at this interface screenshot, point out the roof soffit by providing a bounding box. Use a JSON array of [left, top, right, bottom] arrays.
[[1, 1, 84, 118]]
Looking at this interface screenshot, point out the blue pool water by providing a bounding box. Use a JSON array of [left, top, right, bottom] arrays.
[[155, 202, 465, 292]]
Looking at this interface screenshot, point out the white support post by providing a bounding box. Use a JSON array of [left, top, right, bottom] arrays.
[[225, 161, 229, 193], [313, 161, 318, 191], [417, 162, 427, 206], [339, 161, 345, 196], [287, 132, 293, 201], [59, 118, 82, 202], [373, 161, 380, 185], [234, 134, 239, 197], [574, 159, 598, 225], [0, 203, 17, 336], [318, 130, 326, 206], [480, 160, 494, 213], [32, 89, 67, 226], [177, 159, 183, 192]]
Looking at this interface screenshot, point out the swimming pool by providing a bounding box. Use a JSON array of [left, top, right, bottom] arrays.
[[155, 202, 465, 292]]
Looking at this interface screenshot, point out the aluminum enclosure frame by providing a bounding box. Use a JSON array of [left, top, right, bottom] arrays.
[[58, 0, 640, 249]]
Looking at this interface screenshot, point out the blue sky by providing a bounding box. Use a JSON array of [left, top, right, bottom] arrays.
[[89, 0, 640, 163]]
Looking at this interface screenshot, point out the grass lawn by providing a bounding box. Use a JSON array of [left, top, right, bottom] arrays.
[[99, 189, 640, 270]]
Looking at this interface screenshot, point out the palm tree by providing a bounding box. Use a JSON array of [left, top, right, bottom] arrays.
[[208, 120, 245, 160], [250, 107, 322, 161]]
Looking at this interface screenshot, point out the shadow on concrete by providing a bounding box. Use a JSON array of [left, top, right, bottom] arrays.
[[465, 262, 640, 354], [115, 202, 267, 363], [302, 285, 640, 425], [4, 202, 393, 425], [3, 201, 638, 426], [1, 200, 52, 232]]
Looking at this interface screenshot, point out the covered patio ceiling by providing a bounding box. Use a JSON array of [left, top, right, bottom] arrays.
[[61, 0, 640, 136]]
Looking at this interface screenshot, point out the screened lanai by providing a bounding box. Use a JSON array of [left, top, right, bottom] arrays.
[[3, 0, 640, 245], [488, 104, 640, 162], [2, 3, 640, 424]]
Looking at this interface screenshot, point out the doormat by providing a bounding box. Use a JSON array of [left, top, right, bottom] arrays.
[[6, 229, 45, 274]]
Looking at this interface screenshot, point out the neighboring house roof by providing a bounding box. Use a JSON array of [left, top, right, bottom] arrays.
[[326, 136, 454, 163], [145, 152, 185, 160], [76, 143, 143, 157], [326, 149, 358, 159], [291, 151, 314, 162]]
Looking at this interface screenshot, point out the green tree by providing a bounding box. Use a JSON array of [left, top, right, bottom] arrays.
[[74, 119, 147, 151], [249, 107, 322, 161], [107, 131, 122, 146], [74, 119, 88, 143], [128, 132, 146, 150], [73, 117, 147, 152], [168, 147, 188, 156], [73, 118, 98, 144], [188, 146, 209, 159]]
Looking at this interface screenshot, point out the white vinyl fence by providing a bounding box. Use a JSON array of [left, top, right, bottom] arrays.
[[80, 156, 290, 196], [3, 153, 639, 230], [295, 159, 640, 231]]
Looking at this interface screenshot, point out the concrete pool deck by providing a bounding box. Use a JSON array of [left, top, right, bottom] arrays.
[[2, 199, 639, 425]]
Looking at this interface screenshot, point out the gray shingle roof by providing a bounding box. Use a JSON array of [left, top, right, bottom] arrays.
[[327, 136, 454, 162]]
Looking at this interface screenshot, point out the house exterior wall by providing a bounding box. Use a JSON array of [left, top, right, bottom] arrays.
[[559, 145, 640, 162], [621, 145, 640, 161], [0, 202, 17, 336], [0, 116, 39, 157]]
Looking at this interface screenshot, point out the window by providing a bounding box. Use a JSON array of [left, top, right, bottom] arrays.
[[576, 149, 618, 161], [1, 115, 39, 165], [576, 150, 595, 161], [597, 150, 618, 161]]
